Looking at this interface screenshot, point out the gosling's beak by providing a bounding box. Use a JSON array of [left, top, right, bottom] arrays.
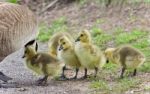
[[75, 38, 80, 42], [106, 59, 109, 63], [59, 45, 63, 51]]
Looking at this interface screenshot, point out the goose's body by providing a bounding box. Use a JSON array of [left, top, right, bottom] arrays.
[[0, 2, 38, 85], [0, 2, 38, 61]]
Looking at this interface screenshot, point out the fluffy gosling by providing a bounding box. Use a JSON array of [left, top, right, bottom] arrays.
[[57, 36, 81, 80], [22, 40, 63, 85], [104, 45, 146, 78], [75, 30, 106, 79]]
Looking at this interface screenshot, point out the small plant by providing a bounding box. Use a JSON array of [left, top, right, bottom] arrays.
[[103, 62, 118, 72], [90, 80, 110, 90], [91, 27, 103, 36], [7, 0, 18, 3]]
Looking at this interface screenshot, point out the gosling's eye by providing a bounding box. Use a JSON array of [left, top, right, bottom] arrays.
[[63, 42, 66, 45], [25, 50, 27, 53], [80, 34, 83, 37]]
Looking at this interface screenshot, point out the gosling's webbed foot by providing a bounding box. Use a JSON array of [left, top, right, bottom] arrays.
[[0, 72, 12, 82], [79, 75, 88, 80], [69, 76, 77, 80], [58, 75, 69, 81], [36, 79, 47, 86], [36, 76, 48, 86]]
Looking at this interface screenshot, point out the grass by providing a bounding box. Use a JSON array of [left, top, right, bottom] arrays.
[[91, 26, 113, 48], [37, 17, 68, 42], [115, 29, 147, 45], [6, 0, 18, 3], [90, 80, 110, 93]]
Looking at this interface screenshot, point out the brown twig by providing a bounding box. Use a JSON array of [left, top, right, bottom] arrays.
[[39, 0, 59, 15]]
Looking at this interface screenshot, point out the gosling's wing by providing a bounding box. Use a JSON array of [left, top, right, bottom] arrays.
[[31, 53, 58, 65], [89, 45, 98, 56], [31, 54, 41, 65]]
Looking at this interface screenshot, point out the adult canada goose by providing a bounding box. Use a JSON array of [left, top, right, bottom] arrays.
[[0, 2, 38, 86]]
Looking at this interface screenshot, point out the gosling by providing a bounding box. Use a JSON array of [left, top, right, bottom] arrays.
[[57, 36, 81, 80], [75, 29, 106, 79], [22, 40, 63, 85], [104, 45, 146, 78]]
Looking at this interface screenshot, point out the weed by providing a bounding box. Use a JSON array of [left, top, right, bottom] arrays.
[[90, 80, 110, 90], [103, 62, 118, 72], [7, 0, 18, 3]]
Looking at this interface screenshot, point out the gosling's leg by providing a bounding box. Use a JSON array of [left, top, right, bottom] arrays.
[[59, 66, 69, 80], [82, 68, 88, 79], [94, 67, 98, 77], [133, 69, 137, 76], [36, 64, 49, 86], [120, 67, 126, 78]]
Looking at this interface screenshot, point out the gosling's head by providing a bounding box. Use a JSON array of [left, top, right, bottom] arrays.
[[22, 40, 37, 58], [58, 36, 72, 51], [75, 29, 92, 43], [104, 48, 116, 63]]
